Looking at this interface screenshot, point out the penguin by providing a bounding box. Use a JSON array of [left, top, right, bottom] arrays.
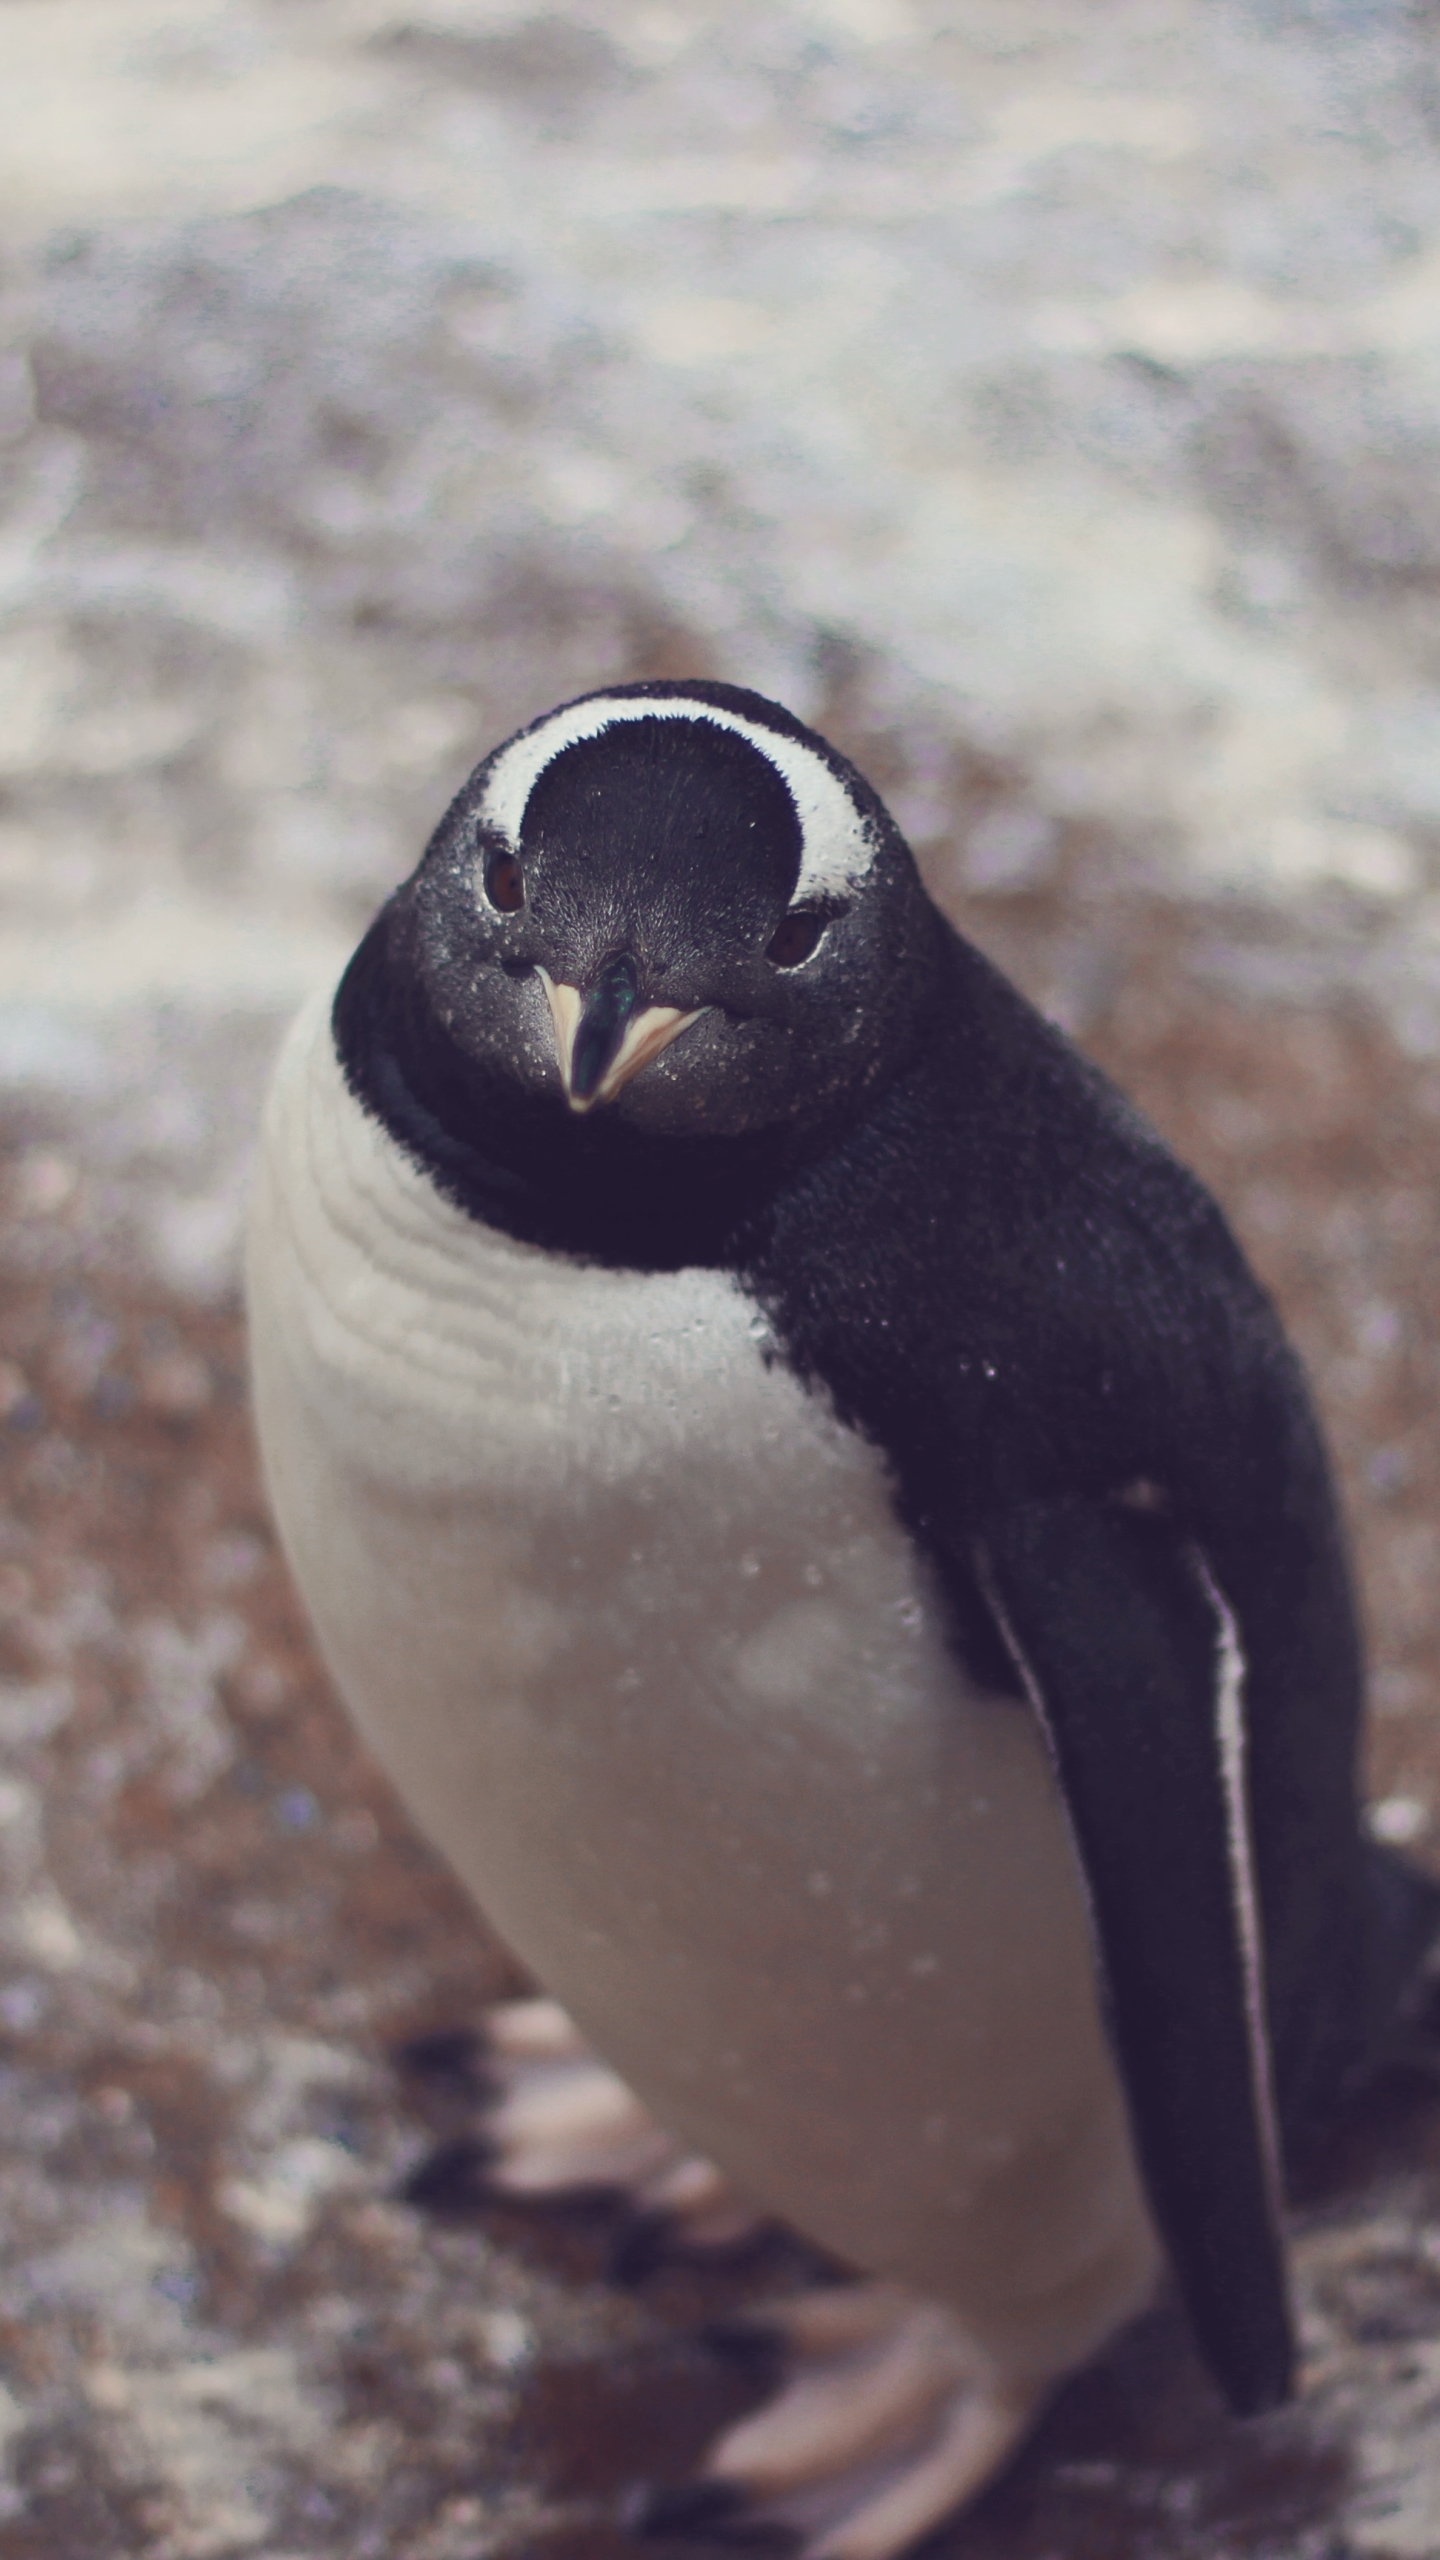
[[245, 679, 1439, 2560]]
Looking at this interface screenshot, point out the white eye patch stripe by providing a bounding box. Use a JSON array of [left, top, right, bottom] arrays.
[[477, 693, 876, 902]]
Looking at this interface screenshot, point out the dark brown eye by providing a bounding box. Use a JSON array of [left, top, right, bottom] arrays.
[[485, 849, 525, 913], [766, 907, 826, 968]]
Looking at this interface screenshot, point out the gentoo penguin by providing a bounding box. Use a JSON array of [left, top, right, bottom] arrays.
[[246, 680, 1438, 2559]]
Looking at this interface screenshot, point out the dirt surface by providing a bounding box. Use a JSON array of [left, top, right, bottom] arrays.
[[3, 862, 1440, 2560]]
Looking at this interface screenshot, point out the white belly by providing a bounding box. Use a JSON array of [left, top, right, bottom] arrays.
[[247, 993, 1159, 2378]]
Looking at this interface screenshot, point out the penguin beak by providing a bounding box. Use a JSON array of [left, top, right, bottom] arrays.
[[537, 954, 702, 1114]]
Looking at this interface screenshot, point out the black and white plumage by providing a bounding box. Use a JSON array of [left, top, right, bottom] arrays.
[[247, 681, 1438, 2557]]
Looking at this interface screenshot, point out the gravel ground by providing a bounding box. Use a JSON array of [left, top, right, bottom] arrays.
[[2, 3, 1440, 2554]]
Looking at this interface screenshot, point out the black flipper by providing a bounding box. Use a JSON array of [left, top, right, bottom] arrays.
[[979, 1498, 1293, 2418]]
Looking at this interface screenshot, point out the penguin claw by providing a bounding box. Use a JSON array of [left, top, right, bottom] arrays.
[[398, 2133, 497, 2214], [608, 2204, 685, 2286], [392, 2026, 490, 2096], [699, 2316, 790, 2397], [626, 2476, 796, 2549], [609, 2201, 774, 2287]]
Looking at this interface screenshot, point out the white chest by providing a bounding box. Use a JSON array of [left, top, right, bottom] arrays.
[[246, 994, 1152, 2344]]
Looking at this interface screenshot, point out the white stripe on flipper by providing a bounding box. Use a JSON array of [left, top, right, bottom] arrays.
[[975, 1534, 1287, 2247], [971, 1542, 1107, 1962], [1187, 1546, 1287, 2239], [478, 693, 876, 901]]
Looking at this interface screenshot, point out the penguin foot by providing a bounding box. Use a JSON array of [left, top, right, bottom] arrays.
[[633, 2281, 1040, 2560], [401, 1999, 766, 2266]]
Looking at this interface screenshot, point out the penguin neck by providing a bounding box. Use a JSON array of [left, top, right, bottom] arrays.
[[332, 912, 794, 1271]]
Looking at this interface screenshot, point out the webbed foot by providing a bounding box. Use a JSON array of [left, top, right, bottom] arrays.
[[632, 2282, 1042, 2560], [398, 1997, 766, 2272]]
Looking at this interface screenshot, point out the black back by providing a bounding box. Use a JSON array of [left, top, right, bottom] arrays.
[[737, 932, 1424, 2156]]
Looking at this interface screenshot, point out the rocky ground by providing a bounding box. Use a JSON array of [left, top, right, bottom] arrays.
[[2, 2, 1440, 2554]]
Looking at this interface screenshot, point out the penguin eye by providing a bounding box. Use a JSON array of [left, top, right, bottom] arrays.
[[766, 907, 827, 969], [484, 849, 525, 914]]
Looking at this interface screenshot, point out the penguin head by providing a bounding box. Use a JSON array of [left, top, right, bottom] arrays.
[[388, 680, 943, 1149]]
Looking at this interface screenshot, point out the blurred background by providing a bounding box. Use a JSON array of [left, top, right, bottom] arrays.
[[2, 3, 1440, 2554]]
